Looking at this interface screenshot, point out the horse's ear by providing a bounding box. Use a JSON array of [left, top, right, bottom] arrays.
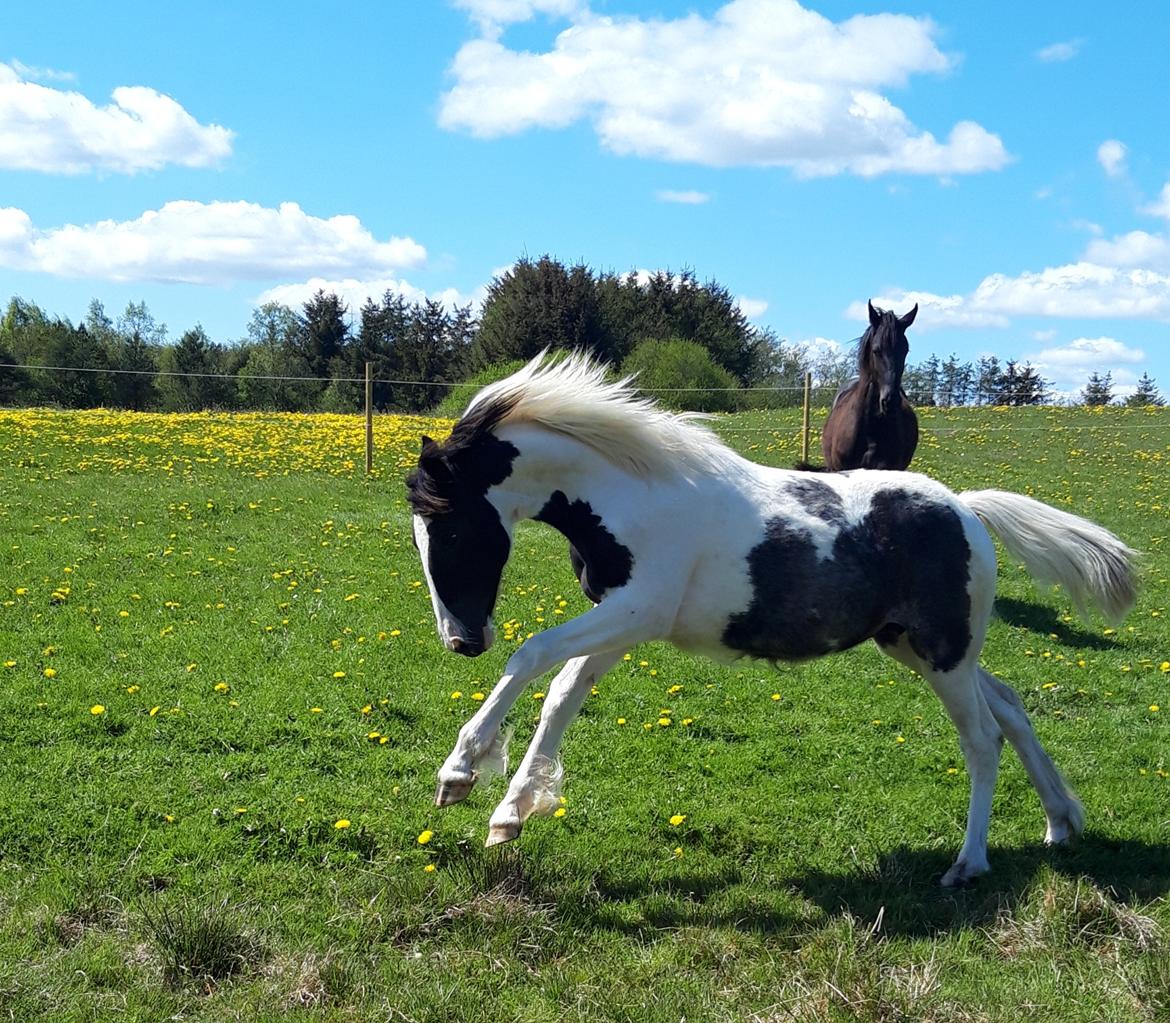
[[868, 300, 881, 328], [418, 436, 451, 479], [898, 304, 918, 329]]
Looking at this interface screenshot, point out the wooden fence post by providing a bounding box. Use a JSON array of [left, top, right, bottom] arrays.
[[365, 362, 374, 474], [801, 371, 812, 464]]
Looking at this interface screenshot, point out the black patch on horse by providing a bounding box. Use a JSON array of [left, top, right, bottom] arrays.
[[406, 398, 522, 649], [722, 488, 972, 672], [787, 477, 846, 526], [536, 491, 633, 603]]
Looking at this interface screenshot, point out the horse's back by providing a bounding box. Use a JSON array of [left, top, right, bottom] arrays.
[[700, 470, 985, 671]]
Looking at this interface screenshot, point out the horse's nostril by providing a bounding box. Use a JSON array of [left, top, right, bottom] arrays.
[[448, 636, 465, 653]]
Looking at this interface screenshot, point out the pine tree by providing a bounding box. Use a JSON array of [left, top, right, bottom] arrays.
[[1125, 372, 1164, 407], [1081, 371, 1114, 406]]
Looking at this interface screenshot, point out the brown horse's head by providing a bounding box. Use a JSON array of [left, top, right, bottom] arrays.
[[863, 301, 917, 413]]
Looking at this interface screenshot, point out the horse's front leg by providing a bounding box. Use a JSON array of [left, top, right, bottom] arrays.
[[435, 593, 670, 807], [485, 649, 624, 846]]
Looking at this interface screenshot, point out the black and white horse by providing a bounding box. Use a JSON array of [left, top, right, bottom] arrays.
[[407, 353, 1136, 886]]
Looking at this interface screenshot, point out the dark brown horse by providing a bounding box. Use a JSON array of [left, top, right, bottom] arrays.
[[821, 301, 918, 471]]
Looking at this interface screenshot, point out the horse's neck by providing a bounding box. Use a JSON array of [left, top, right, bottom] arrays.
[[493, 425, 629, 520]]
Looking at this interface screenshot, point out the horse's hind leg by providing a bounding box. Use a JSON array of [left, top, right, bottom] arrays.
[[485, 649, 623, 847], [878, 635, 1003, 886], [977, 668, 1083, 844]]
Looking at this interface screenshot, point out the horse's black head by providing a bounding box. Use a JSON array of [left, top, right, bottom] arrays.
[[863, 301, 917, 413], [406, 404, 519, 657]]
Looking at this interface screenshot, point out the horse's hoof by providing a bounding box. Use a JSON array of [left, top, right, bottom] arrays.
[[939, 859, 988, 888], [484, 821, 520, 847], [434, 777, 475, 807]]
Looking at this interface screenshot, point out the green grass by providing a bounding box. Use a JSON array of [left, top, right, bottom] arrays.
[[0, 403, 1167, 1021]]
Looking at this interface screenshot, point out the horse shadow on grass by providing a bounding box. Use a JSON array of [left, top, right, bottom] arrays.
[[993, 596, 1117, 650], [788, 834, 1170, 938], [536, 835, 1170, 940]]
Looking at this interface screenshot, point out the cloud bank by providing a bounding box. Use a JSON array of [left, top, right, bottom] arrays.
[[0, 201, 426, 284], [441, 0, 1010, 177], [0, 61, 233, 174]]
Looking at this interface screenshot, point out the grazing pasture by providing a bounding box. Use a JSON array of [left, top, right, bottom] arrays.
[[0, 403, 1167, 1021]]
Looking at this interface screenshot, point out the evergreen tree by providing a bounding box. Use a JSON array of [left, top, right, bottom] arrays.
[[975, 355, 1001, 405], [1125, 372, 1164, 407], [938, 354, 974, 406], [473, 257, 607, 368], [1080, 370, 1114, 406], [297, 291, 351, 381], [157, 326, 229, 410], [994, 361, 1050, 405]]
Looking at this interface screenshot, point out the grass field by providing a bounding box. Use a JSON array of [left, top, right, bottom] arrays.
[[0, 403, 1167, 1022]]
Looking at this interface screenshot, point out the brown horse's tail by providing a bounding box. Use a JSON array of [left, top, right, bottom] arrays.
[[958, 490, 1138, 622]]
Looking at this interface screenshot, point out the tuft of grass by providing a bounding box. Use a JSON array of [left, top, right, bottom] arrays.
[[139, 896, 263, 988], [990, 873, 1163, 958]]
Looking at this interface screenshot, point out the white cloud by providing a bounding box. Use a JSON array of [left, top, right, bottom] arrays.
[[0, 61, 233, 174], [1097, 139, 1127, 178], [441, 0, 1010, 177], [972, 263, 1170, 319], [1143, 182, 1170, 220], [257, 276, 485, 314], [7, 60, 76, 83], [1035, 39, 1082, 63], [736, 295, 768, 319], [453, 0, 583, 37], [845, 290, 1009, 330], [656, 189, 711, 205], [1026, 337, 1145, 398], [0, 200, 426, 285], [1084, 230, 1170, 270]]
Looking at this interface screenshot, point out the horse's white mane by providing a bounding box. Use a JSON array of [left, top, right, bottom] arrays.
[[462, 351, 736, 478]]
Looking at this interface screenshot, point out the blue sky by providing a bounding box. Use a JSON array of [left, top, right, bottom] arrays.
[[3, 0, 1169, 397]]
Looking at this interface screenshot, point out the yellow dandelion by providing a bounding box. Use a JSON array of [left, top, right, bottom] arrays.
[[616, 717, 627, 725], [333, 671, 346, 679], [423, 863, 436, 872], [771, 693, 781, 701], [553, 807, 566, 818], [4, 660, 16, 668], [90, 704, 105, 715], [214, 682, 230, 693], [669, 814, 686, 826], [417, 829, 434, 845], [43, 667, 57, 678], [1151, 705, 1161, 713], [310, 707, 323, 714], [658, 717, 671, 727], [149, 705, 161, 716], [533, 691, 545, 700], [450, 691, 462, 700], [471, 692, 484, 701], [334, 819, 351, 829]]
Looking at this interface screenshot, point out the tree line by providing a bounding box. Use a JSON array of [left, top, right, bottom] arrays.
[[0, 256, 1162, 412]]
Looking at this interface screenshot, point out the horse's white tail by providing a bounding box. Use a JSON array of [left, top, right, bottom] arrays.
[[959, 490, 1138, 622]]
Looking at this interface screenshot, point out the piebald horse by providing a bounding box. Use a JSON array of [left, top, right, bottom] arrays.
[[407, 353, 1136, 886]]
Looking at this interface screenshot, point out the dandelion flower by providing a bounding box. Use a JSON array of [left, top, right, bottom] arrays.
[[423, 863, 436, 872], [333, 671, 346, 679], [90, 704, 105, 715], [214, 682, 230, 693], [553, 807, 566, 818], [417, 829, 433, 845], [471, 692, 484, 701], [43, 667, 57, 678], [334, 819, 351, 829], [450, 691, 462, 700], [616, 717, 627, 725], [669, 814, 686, 826], [1151, 705, 1161, 713]]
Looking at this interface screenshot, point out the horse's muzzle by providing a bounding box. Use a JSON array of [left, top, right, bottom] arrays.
[[445, 622, 495, 657]]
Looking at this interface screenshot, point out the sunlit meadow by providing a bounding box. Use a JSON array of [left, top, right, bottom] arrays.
[[0, 404, 1167, 1021]]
